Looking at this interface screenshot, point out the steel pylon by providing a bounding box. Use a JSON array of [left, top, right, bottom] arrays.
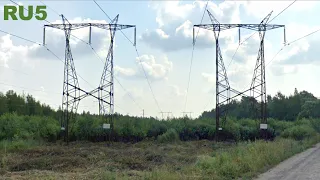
[[43, 14, 136, 143], [98, 15, 118, 128], [60, 15, 80, 143], [194, 10, 285, 141]]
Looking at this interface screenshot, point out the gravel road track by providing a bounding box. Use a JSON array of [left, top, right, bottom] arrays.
[[256, 143, 320, 180]]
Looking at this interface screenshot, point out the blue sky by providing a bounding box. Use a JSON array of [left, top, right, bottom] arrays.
[[1, 0, 320, 119]]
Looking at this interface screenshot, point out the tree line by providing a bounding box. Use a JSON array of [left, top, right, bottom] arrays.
[[200, 88, 320, 121], [0, 88, 320, 143]]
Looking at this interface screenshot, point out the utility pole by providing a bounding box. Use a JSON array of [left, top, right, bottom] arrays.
[[194, 10, 285, 141], [143, 109, 144, 118], [159, 112, 164, 120], [182, 111, 192, 118], [159, 112, 172, 120], [44, 14, 136, 144]]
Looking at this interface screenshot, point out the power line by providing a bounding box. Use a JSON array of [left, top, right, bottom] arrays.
[[0, 5, 140, 116], [0, 81, 60, 95], [10, 0, 90, 45], [93, 0, 162, 113], [227, 0, 297, 70], [266, 27, 320, 67], [266, 48, 283, 67], [0, 74, 128, 114], [89, 43, 143, 111], [226, 32, 256, 70], [9, 0, 51, 25], [287, 28, 320, 45], [39, 1, 60, 16], [267, 0, 297, 23], [43, 46, 95, 88], [0, 29, 41, 46], [92, 0, 134, 45], [184, 0, 209, 112], [0, 30, 127, 113], [134, 48, 162, 113], [93, 0, 112, 21], [6, 0, 94, 88], [41, 1, 138, 115]]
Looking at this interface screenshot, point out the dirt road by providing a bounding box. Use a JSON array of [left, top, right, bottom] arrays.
[[256, 143, 320, 180]]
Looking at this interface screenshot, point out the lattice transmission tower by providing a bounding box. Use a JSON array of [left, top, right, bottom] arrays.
[[194, 10, 285, 140], [43, 14, 136, 143]]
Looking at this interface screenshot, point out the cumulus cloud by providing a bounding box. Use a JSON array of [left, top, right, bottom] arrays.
[[114, 66, 136, 77], [137, 55, 173, 80], [0, 34, 33, 68], [115, 55, 173, 81], [243, 1, 317, 19], [268, 23, 320, 66], [141, 0, 242, 52], [279, 40, 320, 65], [169, 85, 186, 97], [28, 17, 111, 61]]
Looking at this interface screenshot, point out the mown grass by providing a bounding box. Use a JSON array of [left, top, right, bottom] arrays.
[[1, 135, 320, 180]]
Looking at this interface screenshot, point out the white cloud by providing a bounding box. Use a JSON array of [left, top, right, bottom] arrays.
[[155, 29, 170, 39], [114, 54, 173, 81], [153, 1, 196, 27], [114, 66, 136, 77], [243, 1, 317, 19], [142, 0, 241, 52], [28, 17, 112, 60], [136, 55, 173, 80], [169, 85, 186, 97], [0, 34, 33, 68], [2, 1, 320, 118]]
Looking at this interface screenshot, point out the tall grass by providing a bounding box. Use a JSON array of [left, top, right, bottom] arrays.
[[195, 136, 320, 179]]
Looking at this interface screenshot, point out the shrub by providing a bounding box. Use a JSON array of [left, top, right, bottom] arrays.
[[157, 128, 180, 143], [310, 119, 320, 133], [281, 125, 316, 140], [146, 123, 167, 138]]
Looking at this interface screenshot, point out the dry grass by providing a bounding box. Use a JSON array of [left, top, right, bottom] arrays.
[[1, 137, 319, 180], [0, 140, 216, 179]]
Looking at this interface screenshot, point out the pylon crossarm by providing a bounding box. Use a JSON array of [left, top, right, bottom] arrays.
[[45, 23, 135, 31], [194, 24, 284, 32]]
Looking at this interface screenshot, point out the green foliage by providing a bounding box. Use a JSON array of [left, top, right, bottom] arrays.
[[1, 89, 320, 144], [0, 113, 59, 142], [157, 128, 179, 143], [195, 137, 320, 179], [199, 88, 320, 121], [0, 139, 40, 151], [309, 119, 320, 133], [281, 124, 316, 140]]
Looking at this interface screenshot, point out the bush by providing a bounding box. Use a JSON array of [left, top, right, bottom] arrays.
[[147, 123, 167, 138], [157, 128, 180, 143], [195, 138, 320, 179], [0, 112, 319, 143], [281, 125, 316, 140], [310, 119, 320, 133]]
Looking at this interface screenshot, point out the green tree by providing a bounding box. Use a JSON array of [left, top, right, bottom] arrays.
[[0, 92, 9, 115]]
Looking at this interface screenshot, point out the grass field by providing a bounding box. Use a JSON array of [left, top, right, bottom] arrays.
[[1, 136, 320, 180]]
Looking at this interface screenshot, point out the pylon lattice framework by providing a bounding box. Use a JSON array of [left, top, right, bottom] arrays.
[[43, 14, 136, 143], [194, 10, 286, 139]]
